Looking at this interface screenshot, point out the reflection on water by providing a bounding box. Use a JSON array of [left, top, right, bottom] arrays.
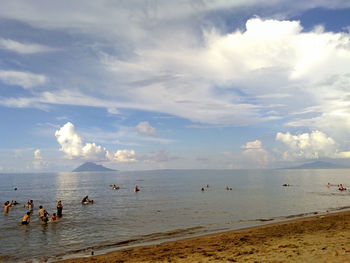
[[1, 169, 350, 262]]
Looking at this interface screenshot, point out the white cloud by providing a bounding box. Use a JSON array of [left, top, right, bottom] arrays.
[[33, 149, 48, 170], [55, 122, 84, 158], [276, 130, 350, 160], [2, 15, 350, 137], [99, 17, 350, 130], [136, 121, 157, 136], [34, 149, 42, 159], [241, 140, 263, 150], [106, 149, 136, 163], [0, 70, 47, 88], [2, 3, 350, 170], [240, 140, 272, 168], [0, 38, 54, 54], [55, 122, 136, 162]]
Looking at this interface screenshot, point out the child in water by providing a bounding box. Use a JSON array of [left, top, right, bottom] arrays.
[[27, 200, 34, 212], [51, 213, 57, 222]]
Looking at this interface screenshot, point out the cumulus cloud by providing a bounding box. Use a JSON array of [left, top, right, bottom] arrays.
[[33, 149, 48, 170], [98, 16, 350, 131], [240, 140, 272, 168], [0, 70, 47, 88], [106, 149, 136, 163], [136, 121, 158, 136], [241, 140, 263, 150], [55, 122, 136, 162], [276, 130, 350, 160], [34, 149, 42, 159], [0, 38, 54, 54]]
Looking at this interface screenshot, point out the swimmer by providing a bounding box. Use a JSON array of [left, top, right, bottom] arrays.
[[82, 196, 94, 204], [339, 184, 345, 191], [21, 212, 31, 225], [134, 185, 140, 192], [225, 186, 232, 191], [201, 187, 205, 191], [11, 200, 20, 205], [327, 183, 330, 188], [82, 195, 90, 203]]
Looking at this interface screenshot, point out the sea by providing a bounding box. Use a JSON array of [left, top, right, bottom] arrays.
[[1, 169, 350, 262]]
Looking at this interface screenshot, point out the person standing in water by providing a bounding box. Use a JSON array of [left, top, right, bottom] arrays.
[[38, 205, 49, 223], [4, 201, 12, 213], [57, 200, 63, 217], [26, 200, 34, 212]]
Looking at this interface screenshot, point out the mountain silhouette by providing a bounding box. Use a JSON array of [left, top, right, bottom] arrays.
[[287, 161, 347, 169], [72, 162, 116, 172]]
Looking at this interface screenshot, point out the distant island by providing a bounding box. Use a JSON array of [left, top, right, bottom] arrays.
[[73, 162, 117, 172], [286, 161, 348, 169]]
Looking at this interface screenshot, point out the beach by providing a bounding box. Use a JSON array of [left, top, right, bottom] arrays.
[[58, 210, 350, 263]]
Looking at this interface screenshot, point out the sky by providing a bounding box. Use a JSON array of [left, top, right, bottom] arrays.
[[1, 0, 350, 172]]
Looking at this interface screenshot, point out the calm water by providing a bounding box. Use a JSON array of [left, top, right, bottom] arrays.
[[1, 169, 350, 262]]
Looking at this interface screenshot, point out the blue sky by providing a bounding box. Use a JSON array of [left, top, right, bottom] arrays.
[[1, 0, 350, 172]]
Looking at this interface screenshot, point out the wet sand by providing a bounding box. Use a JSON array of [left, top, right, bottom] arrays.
[[58, 211, 350, 263]]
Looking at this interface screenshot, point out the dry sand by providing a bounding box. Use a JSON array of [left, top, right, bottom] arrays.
[[58, 211, 350, 263]]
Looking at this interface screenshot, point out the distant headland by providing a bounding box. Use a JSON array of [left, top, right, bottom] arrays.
[[72, 162, 117, 172], [285, 161, 348, 169]]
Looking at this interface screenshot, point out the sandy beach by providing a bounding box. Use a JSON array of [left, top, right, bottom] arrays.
[[58, 210, 350, 263]]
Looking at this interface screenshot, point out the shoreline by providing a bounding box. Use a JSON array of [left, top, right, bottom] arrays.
[[57, 210, 350, 262]]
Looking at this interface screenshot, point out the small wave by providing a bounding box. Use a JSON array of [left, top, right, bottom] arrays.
[[53, 226, 205, 260], [256, 218, 274, 222], [328, 205, 350, 211], [285, 212, 309, 219], [240, 218, 275, 223]]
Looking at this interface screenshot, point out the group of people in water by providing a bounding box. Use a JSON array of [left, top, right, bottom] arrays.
[[2, 199, 64, 225], [201, 185, 233, 191], [110, 184, 140, 192], [4, 183, 142, 223], [4, 181, 349, 226], [327, 183, 347, 191], [110, 184, 120, 190], [4, 184, 142, 225]]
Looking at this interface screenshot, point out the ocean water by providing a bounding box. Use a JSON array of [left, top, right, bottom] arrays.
[[1, 169, 350, 262]]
